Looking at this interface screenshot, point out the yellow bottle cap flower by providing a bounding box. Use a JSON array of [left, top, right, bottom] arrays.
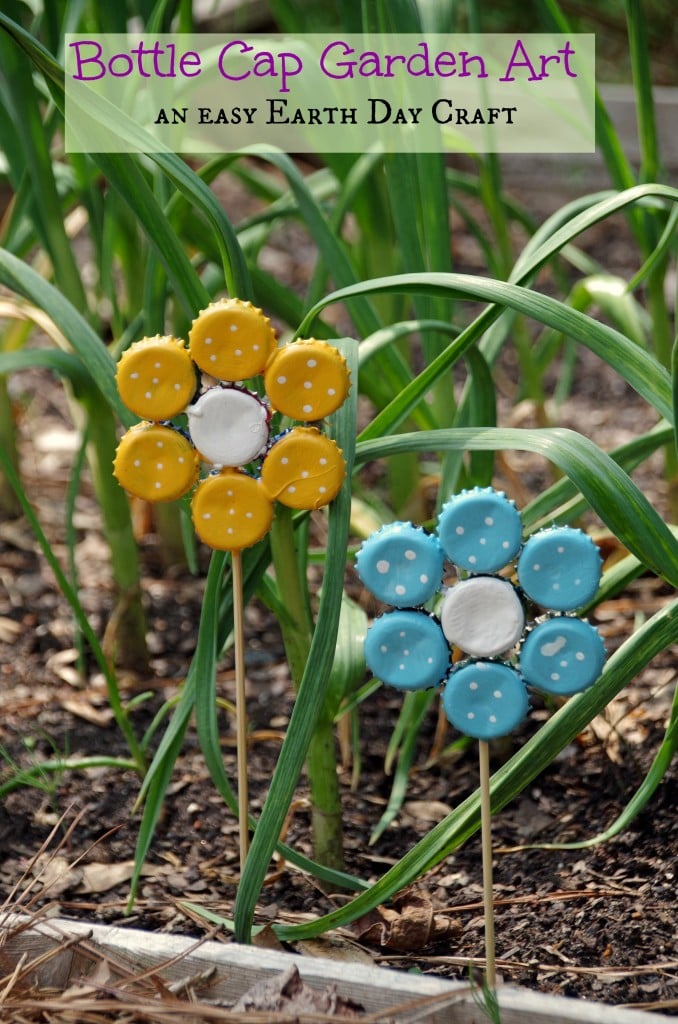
[[189, 298, 277, 381], [113, 422, 199, 502], [192, 469, 274, 551], [116, 336, 197, 421], [187, 385, 269, 467], [264, 339, 350, 421], [261, 427, 345, 510], [114, 306, 351, 553]]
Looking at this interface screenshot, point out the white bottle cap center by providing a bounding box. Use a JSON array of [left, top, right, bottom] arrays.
[[440, 576, 525, 658], [187, 388, 269, 466]]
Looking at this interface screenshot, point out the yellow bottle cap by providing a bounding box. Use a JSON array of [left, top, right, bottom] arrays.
[[113, 422, 199, 502], [192, 469, 273, 551], [261, 427, 345, 510], [189, 298, 277, 381], [116, 336, 197, 421], [264, 339, 350, 421]]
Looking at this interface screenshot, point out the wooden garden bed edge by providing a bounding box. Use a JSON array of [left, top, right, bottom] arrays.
[[0, 913, 667, 1023]]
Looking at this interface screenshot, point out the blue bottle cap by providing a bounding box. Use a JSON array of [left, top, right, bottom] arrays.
[[437, 487, 522, 573], [356, 522, 445, 608], [364, 609, 450, 691], [442, 660, 529, 740], [520, 616, 605, 695], [517, 526, 602, 611]]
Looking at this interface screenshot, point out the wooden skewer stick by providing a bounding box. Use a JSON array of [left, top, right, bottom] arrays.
[[478, 739, 497, 989], [232, 549, 249, 872]]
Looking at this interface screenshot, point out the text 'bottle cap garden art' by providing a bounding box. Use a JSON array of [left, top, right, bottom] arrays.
[[113, 298, 351, 551], [356, 487, 606, 741]]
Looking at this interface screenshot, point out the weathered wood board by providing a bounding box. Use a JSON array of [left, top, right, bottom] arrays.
[[0, 915, 666, 1023]]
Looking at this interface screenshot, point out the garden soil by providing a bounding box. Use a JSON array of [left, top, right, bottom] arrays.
[[0, 168, 676, 1018]]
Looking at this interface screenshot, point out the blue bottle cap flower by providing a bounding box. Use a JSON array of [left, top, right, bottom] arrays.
[[517, 526, 602, 611], [364, 609, 450, 691], [358, 487, 607, 743], [520, 616, 605, 695], [356, 522, 445, 608], [437, 487, 523, 573], [442, 661, 529, 740]]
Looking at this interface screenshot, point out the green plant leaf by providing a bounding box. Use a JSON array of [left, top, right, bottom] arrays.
[[242, 147, 381, 337], [0, 347, 88, 387], [297, 272, 673, 438], [356, 427, 678, 587], [326, 589, 368, 723], [0, 248, 130, 423], [370, 689, 437, 845], [0, 23, 86, 310], [0, 12, 250, 304], [520, 419, 674, 529], [529, 676, 678, 850]]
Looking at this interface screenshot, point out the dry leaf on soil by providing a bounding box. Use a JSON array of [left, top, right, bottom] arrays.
[[232, 963, 364, 1017], [349, 889, 461, 952], [29, 854, 170, 896]]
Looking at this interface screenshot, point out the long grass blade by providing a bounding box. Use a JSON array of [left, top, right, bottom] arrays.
[[193, 553, 237, 814], [625, 0, 660, 184], [520, 419, 674, 528], [0, 20, 86, 309], [627, 204, 678, 292], [0, 347, 88, 386], [243, 147, 382, 337], [355, 426, 678, 586], [298, 271, 674, 438], [88, 152, 211, 317], [533, 677, 678, 850], [538, 0, 638, 199], [0, 248, 130, 423], [370, 689, 436, 845]]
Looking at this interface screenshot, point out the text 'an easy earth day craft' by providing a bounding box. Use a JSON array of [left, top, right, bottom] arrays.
[[356, 488, 606, 741], [113, 299, 351, 551]]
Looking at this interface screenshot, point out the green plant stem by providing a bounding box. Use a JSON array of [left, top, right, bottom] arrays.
[[647, 264, 678, 516], [153, 501, 190, 570], [269, 505, 346, 872], [0, 376, 20, 516], [235, 344, 357, 935], [645, 259, 674, 372], [269, 507, 313, 689], [626, 0, 659, 185], [0, 14, 87, 313], [75, 384, 149, 672], [624, 0, 677, 511], [477, 152, 541, 407], [305, 719, 346, 873], [625, 0, 676, 491]]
